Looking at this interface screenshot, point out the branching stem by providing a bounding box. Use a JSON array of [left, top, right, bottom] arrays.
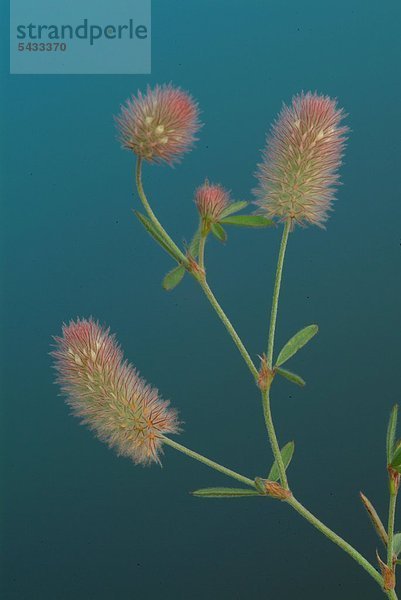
[[135, 159, 259, 381], [133, 161, 389, 596]]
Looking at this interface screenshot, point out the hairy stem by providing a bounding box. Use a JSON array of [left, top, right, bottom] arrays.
[[262, 388, 288, 488], [197, 276, 259, 380], [262, 220, 291, 486], [388, 490, 397, 568], [135, 160, 258, 380], [198, 232, 207, 272], [288, 496, 384, 588], [163, 437, 256, 488], [267, 219, 291, 368], [134, 162, 387, 595], [135, 158, 188, 265]]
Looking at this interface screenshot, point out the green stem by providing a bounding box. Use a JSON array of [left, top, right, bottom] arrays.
[[135, 161, 258, 381], [267, 219, 291, 368], [387, 589, 399, 600], [133, 163, 385, 594], [287, 496, 384, 588], [198, 232, 206, 272], [387, 487, 398, 568], [135, 158, 188, 265], [197, 276, 259, 380], [262, 220, 291, 487], [162, 437, 256, 488], [262, 388, 288, 488]]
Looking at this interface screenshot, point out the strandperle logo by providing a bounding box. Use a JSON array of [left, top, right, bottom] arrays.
[[10, 0, 151, 74], [16, 19, 148, 46]]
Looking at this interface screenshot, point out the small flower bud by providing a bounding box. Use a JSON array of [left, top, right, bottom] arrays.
[[195, 181, 230, 223]]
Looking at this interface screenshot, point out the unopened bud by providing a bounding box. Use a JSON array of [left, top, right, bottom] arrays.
[[255, 477, 292, 500], [388, 466, 400, 494], [376, 551, 396, 591], [186, 254, 205, 279], [257, 354, 274, 392]]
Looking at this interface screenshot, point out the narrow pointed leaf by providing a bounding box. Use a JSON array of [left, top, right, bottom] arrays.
[[359, 492, 388, 546], [390, 442, 401, 471], [276, 367, 305, 387], [134, 211, 182, 263], [211, 223, 227, 243], [219, 200, 248, 219], [387, 405, 398, 464], [268, 441, 295, 481], [162, 265, 186, 291], [275, 324, 319, 367], [220, 215, 274, 228], [393, 533, 401, 556], [192, 487, 260, 498], [188, 228, 201, 258]]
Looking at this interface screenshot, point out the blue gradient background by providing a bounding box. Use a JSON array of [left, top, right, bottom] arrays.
[[1, 1, 401, 598]]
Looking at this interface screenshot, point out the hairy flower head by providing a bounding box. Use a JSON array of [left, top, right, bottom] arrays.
[[52, 318, 179, 465], [255, 92, 348, 228], [115, 84, 201, 165], [195, 180, 230, 222]]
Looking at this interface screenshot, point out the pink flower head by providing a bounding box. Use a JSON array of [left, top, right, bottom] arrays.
[[195, 180, 230, 222], [115, 84, 201, 165], [255, 92, 348, 228], [52, 318, 179, 466]]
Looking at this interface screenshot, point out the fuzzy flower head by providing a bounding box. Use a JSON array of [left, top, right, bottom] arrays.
[[115, 84, 201, 165], [52, 318, 179, 466], [255, 92, 348, 228], [195, 180, 230, 222]]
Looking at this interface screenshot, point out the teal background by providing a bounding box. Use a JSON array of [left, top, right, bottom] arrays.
[[1, 1, 401, 598]]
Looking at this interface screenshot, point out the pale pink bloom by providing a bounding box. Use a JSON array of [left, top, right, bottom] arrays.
[[115, 84, 201, 165], [195, 181, 230, 221], [52, 318, 179, 465], [255, 92, 348, 228]]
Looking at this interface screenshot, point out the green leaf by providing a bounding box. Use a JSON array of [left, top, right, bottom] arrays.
[[134, 211, 183, 263], [275, 367, 305, 387], [162, 265, 186, 291], [394, 533, 401, 556], [219, 200, 249, 219], [391, 442, 401, 471], [387, 405, 398, 464], [268, 441, 295, 481], [275, 324, 319, 367], [211, 223, 227, 242], [192, 487, 260, 498], [187, 228, 201, 258], [220, 215, 274, 228]]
